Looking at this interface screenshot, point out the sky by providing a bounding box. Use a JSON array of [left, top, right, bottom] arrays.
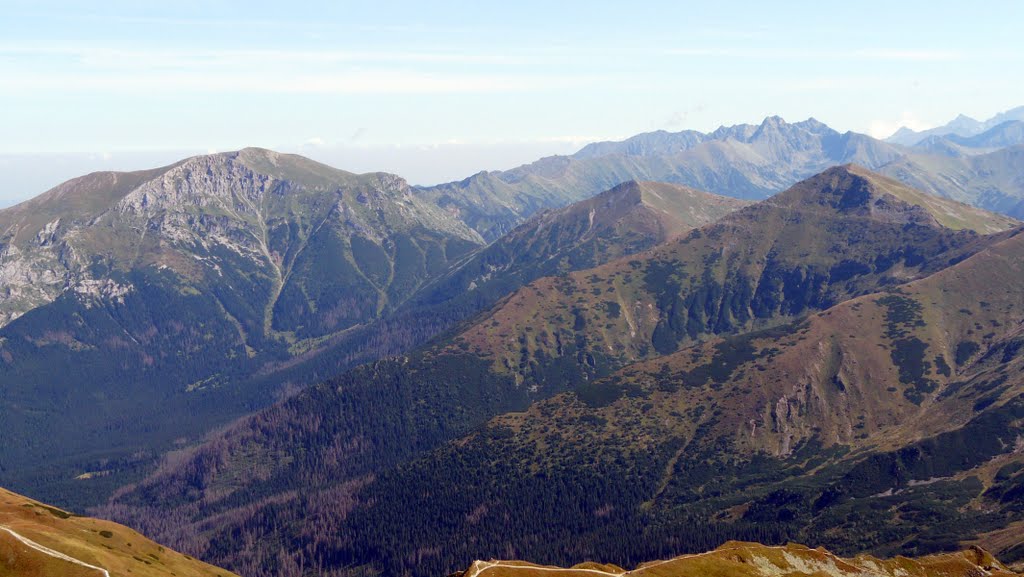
[[1, 0, 1022, 205]]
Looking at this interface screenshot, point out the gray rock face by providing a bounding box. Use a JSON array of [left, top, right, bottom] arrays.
[[0, 148, 482, 330]]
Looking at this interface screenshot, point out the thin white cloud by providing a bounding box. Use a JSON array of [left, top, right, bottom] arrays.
[[662, 48, 736, 57], [2, 69, 586, 95], [663, 47, 967, 62], [850, 49, 965, 62], [0, 45, 521, 67]]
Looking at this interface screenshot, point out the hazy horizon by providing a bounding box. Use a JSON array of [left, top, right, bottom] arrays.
[[2, 0, 1023, 205]]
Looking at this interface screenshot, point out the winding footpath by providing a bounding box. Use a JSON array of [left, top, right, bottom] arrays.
[[463, 544, 793, 577], [465, 561, 623, 577], [1, 525, 110, 577]]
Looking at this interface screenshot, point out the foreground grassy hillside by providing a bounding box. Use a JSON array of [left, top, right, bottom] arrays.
[[455, 541, 1020, 577], [0, 486, 237, 577]]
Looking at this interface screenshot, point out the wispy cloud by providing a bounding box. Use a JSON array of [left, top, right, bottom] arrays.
[[0, 42, 593, 95], [849, 49, 965, 62], [663, 47, 967, 62], [3, 69, 590, 95], [0, 45, 522, 67]]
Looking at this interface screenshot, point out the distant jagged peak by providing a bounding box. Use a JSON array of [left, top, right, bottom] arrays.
[[756, 114, 787, 129], [950, 112, 982, 125], [573, 115, 847, 159], [794, 116, 832, 133]]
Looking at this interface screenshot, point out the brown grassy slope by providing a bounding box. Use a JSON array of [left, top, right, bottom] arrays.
[[0, 487, 238, 577], [491, 225, 1024, 464], [455, 541, 1020, 577]]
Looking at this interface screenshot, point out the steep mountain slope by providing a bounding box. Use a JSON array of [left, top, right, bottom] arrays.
[[455, 542, 1020, 577], [418, 118, 906, 239], [405, 181, 749, 321], [887, 106, 1024, 146], [0, 486, 238, 577], [880, 145, 1024, 217], [0, 147, 484, 507], [209, 223, 1024, 577], [0, 163, 182, 327], [102, 167, 1020, 577]]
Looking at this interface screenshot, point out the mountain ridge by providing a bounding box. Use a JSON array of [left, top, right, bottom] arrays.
[[886, 106, 1024, 146], [880, 145, 1024, 218], [417, 117, 907, 239]]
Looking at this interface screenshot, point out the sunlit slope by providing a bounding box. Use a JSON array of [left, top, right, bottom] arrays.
[[0, 486, 238, 577]]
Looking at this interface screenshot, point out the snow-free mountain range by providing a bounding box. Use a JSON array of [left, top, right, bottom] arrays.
[[2, 108, 1024, 577]]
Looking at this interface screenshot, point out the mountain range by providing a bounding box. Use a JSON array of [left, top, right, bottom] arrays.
[[2, 110, 1024, 577], [98, 166, 1024, 577], [417, 116, 907, 240], [419, 114, 1024, 241]]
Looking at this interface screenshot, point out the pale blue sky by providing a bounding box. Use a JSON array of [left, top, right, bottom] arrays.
[[1, 0, 1022, 204]]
